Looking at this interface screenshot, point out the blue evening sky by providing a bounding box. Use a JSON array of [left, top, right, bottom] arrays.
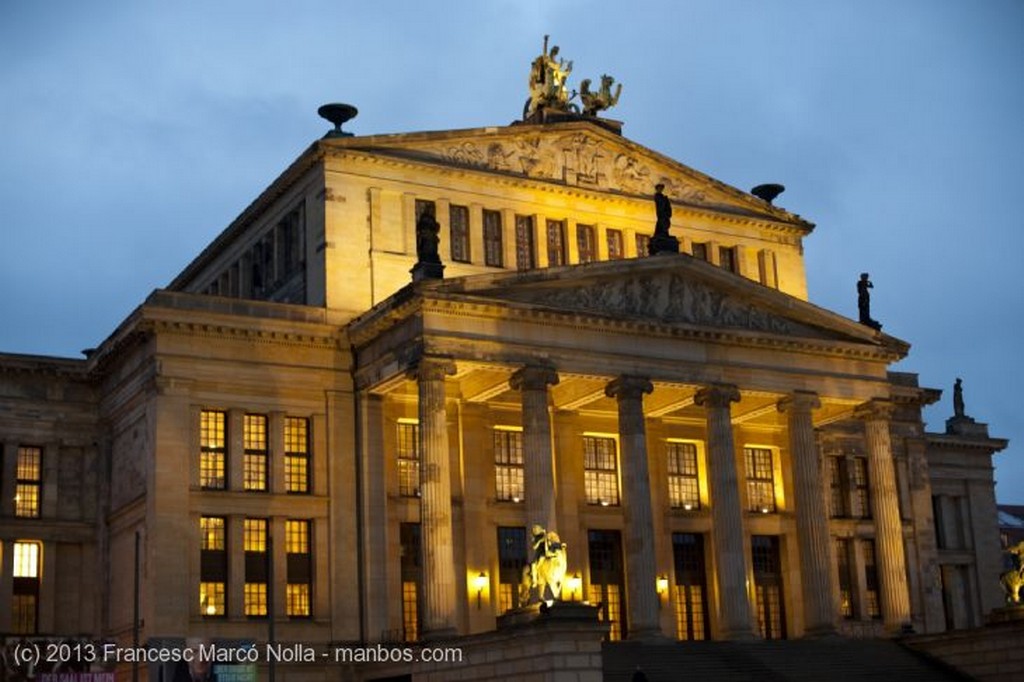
[[1, 1, 1021, 500]]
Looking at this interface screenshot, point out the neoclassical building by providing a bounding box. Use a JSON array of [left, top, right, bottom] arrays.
[[0, 93, 1010, 677]]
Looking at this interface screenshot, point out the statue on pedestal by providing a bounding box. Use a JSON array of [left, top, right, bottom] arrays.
[[525, 35, 576, 119], [649, 183, 680, 255], [857, 273, 882, 331], [1000, 541, 1024, 604], [580, 75, 622, 117], [519, 524, 568, 606], [953, 377, 966, 419], [411, 204, 444, 282]]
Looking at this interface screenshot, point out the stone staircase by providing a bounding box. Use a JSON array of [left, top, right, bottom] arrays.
[[603, 638, 974, 681]]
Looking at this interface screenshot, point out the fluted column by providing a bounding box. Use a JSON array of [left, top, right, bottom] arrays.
[[509, 365, 560, 532], [606, 375, 660, 639], [694, 384, 755, 640], [414, 356, 458, 638], [855, 399, 911, 631], [778, 391, 836, 635]]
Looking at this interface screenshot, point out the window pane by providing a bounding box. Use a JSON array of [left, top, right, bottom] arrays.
[[201, 517, 225, 551], [286, 520, 310, 554], [397, 422, 421, 497], [287, 583, 311, 617], [635, 233, 651, 258], [200, 582, 225, 616], [200, 410, 227, 490], [16, 447, 41, 481], [450, 204, 470, 262], [244, 583, 268, 617], [607, 229, 624, 259], [494, 428, 524, 502], [745, 447, 776, 513], [285, 417, 311, 493], [546, 219, 566, 266], [13, 542, 40, 578], [577, 224, 596, 263], [515, 215, 535, 270], [244, 518, 267, 552], [667, 442, 700, 510], [483, 209, 503, 267], [584, 436, 620, 506]]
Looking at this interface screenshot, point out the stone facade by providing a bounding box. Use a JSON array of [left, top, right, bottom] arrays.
[[0, 116, 1011, 680]]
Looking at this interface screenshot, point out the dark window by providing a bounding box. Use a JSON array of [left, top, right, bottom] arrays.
[[863, 540, 881, 619], [400, 523, 422, 642], [286, 520, 312, 617], [588, 530, 626, 641], [828, 457, 848, 518], [691, 242, 709, 261], [577, 224, 597, 263], [672, 533, 708, 640], [635, 233, 651, 258], [719, 246, 738, 273], [497, 527, 527, 613], [546, 219, 567, 266], [450, 204, 470, 263], [483, 209, 503, 267], [835, 538, 855, 619], [752, 535, 786, 639], [515, 215, 535, 270], [607, 229, 624, 259], [851, 457, 871, 518]]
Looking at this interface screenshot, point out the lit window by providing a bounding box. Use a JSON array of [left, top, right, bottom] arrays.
[[400, 523, 421, 642], [494, 428, 524, 502], [200, 410, 227, 490], [244, 583, 267, 617], [13, 541, 40, 578], [200, 517, 225, 551], [285, 417, 310, 493], [835, 538, 855, 619], [515, 215, 535, 270], [15, 446, 42, 518], [200, 582, 225, 617], [244, 518, 267, 552], [244, 414, 268, 492], [635, 233, 651, 258], [607, 229, 624, 259], [483, 209, 503, 267], [450, 204, 470, 263], [546, 219, 566, 266], [744, 447, 776, 513], [673, 533, 708, 641], [667, 441, 700, 510], [576, 224, 596, 263], [584, 436, 620, 506], [286, 520, 310, 554], [287, 584, 311, 617], [397, 421, 420, 497]]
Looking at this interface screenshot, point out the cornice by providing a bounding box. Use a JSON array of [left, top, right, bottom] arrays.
[[925, 432, 1009, 453], [145, 318, 342, 350]]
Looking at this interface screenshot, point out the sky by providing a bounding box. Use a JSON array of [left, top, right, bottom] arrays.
[[1, 1, 1021, 501]]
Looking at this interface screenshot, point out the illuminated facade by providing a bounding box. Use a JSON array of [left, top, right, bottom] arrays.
[[0, 114, 1010, 676]]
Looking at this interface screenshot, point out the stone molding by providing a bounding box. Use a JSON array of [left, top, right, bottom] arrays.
[[605, 375, 654, 401], [777, 390, 822, 414], [694, 384, 741, 409], [508, 365, 560, 392], [854, 398, 896, 422]]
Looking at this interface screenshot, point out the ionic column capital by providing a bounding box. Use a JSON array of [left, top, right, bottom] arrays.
[[694, 384, 740, 409], [777, 390, 821, 415], [605, 375, 654, 402], [853, 398, 895, 422], [509, 364, 560, 392], [408, 355, 457, 383]]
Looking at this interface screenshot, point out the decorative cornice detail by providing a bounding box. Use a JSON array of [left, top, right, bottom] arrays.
[[145, 318, 342, 349]]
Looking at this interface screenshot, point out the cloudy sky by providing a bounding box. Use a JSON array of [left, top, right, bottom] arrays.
[[1, 1, 1021, 501]]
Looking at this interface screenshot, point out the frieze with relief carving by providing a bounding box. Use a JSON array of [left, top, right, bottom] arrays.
[[502, 272, 799, 335]]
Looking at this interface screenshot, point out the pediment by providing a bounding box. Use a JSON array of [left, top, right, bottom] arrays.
[[433, 256, 903, 354], [341, 122, 809, 228]]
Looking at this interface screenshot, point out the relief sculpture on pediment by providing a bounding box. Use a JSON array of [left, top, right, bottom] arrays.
[[526, 272, 794, 334]]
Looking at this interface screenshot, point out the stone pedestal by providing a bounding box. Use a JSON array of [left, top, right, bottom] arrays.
[[411, 261, 445, 282], [649, 233, 680, 255]]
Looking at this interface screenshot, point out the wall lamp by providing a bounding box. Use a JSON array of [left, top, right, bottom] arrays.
[[566, 573, 582, 602], [473, 571, 488, 610]]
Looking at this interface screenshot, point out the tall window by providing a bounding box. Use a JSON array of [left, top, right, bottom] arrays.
[[635, 233, 651, 258], [450, 204, 470, 263], [851, 457, 870, 518], [584, 436, 620, 506], [863, 540, 881, 619], [497, 527, 527, 613], [12, 541, 41, 634], [15, 446, 42, 517], [515, 215, 535, 270], [745, 447, 776, 513], [691, 242, 709, 261], [546, 219, 566, 266], [673, 533, 708, 641], [200, 517, 226, 617], [483, 209, 503, 267], [286, 520, 312, 617], [752, 535, 786, 639], [577, 224, 597, 263], [588, 530, 626, 641], [285, 417, 310, 493], [200, 410, 227, 490], [828, 457, 848, 517], [835, 537, 855, 619], [494, 428, 524, 502], [719, 246, 738, 273], [400, 523, 421, 642], [667, 441, 700, 510], [397, 421, 420, 497], [243, 414, 268, 492], [606, 229, 624, 259], [244, 518, 268, 617]]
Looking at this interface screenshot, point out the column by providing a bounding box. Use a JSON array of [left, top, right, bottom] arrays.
[[778, 391, 836, 635], [415, 356, 458, 638], [855, 399, 911, 631], [509, 365, 559, 532], [606, 376, 661, 640], [359, 393, 389, 641], [694, 384, 755, 640]]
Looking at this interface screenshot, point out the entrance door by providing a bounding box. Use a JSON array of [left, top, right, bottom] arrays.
[[588, 529, 626, 640], [752, 535, 786, 639]]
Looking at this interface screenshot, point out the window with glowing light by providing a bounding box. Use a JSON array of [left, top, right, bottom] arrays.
[[285, 416, 311, 493], [200, 410, 227, 490], [744, 447, 777, 513], [15, 446, 42, 518], [584, 436, 620, 506], [494, 427, 524, 502], [243, 414, 268, 492], [286, 519, 312, 617], [396, 421, 420, 497], [12, 541, 41, 634], [667, 441, 700, 510]]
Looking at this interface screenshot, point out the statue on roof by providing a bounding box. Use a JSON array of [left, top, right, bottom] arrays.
[[857, 273, 882, 331], [525, 35, 578, 119], [953, 377, 967, 418], [580, 75, 622, 117]]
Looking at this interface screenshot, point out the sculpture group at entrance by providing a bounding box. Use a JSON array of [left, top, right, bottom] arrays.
[[519, 524, 568, 607]]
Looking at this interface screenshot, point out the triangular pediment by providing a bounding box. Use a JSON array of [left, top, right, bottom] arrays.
[[333, 121, 810, 229], [431, 255, 905, 355]]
